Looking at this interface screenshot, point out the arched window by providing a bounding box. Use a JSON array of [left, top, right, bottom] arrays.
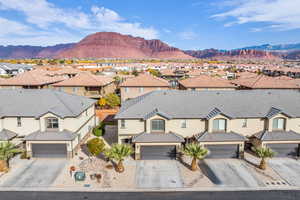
[[151, 119, 165, 132], [213, 118, 227, 132], [46, 117, 59, 130], [273, 117, 286, 130]]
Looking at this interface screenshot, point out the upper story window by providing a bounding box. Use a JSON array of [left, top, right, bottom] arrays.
[[139, 87, 144, 93], [125, 87, 130, 93], [17, 117, 22, 127], [151, 119, 165, 132], [181, 120, 187, 128], [46, 117, 59, 130], [121, 120, 126, 129], [273, 117, 286, 130], [213, 118, 227, 132], [72, 87, 78, 93]]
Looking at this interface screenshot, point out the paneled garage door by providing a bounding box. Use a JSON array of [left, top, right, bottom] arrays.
[[141, 145, 176, 160], [31, 144, 68, 158], [267, 143, 300, 157], [205, 144, 239, 159]]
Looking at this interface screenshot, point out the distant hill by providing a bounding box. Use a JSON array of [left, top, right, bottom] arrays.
[[57, 32, 193, 59], [239, 43, 300, 52], [0, 32, 192, 59]]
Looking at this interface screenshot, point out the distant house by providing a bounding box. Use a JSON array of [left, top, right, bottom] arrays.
[[52, 72, 116, 99], [119, 73, 170, 101], [0, 69, 65, 89], [232, 72, 300, 89], [178, 74, 236, 91], [0, 89, 97, 158], [0, 63, 32, 76]]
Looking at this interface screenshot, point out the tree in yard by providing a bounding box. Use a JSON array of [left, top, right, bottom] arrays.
[[182, 143, 209, 171], [104, 93, 121, 108], [0, 142, 23, 172], [132, 69, 139, 76], [87, 138, 105, 158], [98, 97, 107, 108], [253, 147, 275, 170], [148, 69, 161, 77], [104, 144, 134, 173]]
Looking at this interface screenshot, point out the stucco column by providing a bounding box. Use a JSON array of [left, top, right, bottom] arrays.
[[0, 119, 3, 131], [238, 143, 244, 159], [135, 144, 141, 160]]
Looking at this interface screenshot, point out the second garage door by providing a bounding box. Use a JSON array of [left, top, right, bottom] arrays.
[[141, 145, 176, 160], [267, 143, 300, 157], [205, 144, 239, 159], [32, 144, 68, 158]]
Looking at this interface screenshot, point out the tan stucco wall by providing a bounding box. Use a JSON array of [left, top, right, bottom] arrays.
[[1, 117, 40, 136], [228, 118, 265, 136], [120, 86, 169, 101], [118, 119, 145, 135], [53, 82, 116, 98]]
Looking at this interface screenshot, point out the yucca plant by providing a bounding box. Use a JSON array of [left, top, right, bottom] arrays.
[[253, 147, 275, 170], [0, 142, 23, 172], [182, 143, 209, 171], [104, 144, 134, 173]]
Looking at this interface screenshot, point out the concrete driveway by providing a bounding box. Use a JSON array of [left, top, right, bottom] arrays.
[[202, 159, 264, 187], [136, 160, 183, 189], [270, 158, 300, 186], [0, 159, 67, 187]]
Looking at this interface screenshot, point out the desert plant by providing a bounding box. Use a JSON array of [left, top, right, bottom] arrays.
[[182, 143, 209, 171], [0, 142, 23, 172], [104, 144, 134, 173], [253, 147, 275, 170], [87, 138, 105, 158], [104, 93, 121, 108], [98, 98, 107, 108]]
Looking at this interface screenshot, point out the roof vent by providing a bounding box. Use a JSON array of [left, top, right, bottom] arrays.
[[163, 92, 167, 95], [216, 92, 220, 95]]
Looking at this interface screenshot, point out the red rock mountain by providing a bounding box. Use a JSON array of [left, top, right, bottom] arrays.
[[58, 32, 193, 59]]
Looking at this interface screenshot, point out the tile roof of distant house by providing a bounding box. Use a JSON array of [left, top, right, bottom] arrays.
[[0, 69, 66, 86], [46, 67, 82, 76], [232, 73, 300, 89], [24, 130, 77, 141], [196, 131, 247, 142], [0, 89, 96, 118], [120, 73, 169, 87], [0, 129, 17, 141], [253, 130, 300, 141], [115, 90, 300, 119], [179, 74, 236, 88], [132, 132, 185, 143], [52, 72, 114, 87]]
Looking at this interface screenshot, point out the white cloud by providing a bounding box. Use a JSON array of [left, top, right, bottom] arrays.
[[179, 31, 198, 40], [0, 17, 31, 36], [0, 0, 159, 45], [212, 0, 300, 31]]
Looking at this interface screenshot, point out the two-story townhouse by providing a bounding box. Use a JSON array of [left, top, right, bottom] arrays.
[[119, 74, 170, 101], [178, 75, 236, 91], [115, 90, 300, 160], [0, 89, 97, 158], [52, 72, 116, 99]]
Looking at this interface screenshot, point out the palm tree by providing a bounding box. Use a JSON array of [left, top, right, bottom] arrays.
[[182, 143, 209, 171], [253, 147, 275, 170], [0, 142, 23, 172], [104, 144, 134, 173]]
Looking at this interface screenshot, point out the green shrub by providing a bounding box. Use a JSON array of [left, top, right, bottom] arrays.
[[87, 138, 105, 157], [93, 126, 103, 137]]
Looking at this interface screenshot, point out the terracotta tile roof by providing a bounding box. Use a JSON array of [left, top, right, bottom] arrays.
[[52, 72, 114, 87], [232, 73, 300, 89], [179, 75, 236, 88], [46, 67, 82, 76], [120, 74, 169, 87], [0, 69, 66, 86]]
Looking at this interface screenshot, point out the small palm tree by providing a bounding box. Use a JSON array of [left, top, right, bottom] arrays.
[[253, 147, 275, 170], [182, 143, 209, 171], [0, 142, 23, 172], [104, 144, 134, 173]]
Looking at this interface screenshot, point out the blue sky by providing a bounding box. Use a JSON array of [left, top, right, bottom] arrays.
[[0, 0, 300, 50]]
